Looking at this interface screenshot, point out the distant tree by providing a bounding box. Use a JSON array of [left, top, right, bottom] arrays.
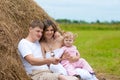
[[111, 20, 120, 24], [101, 21, 110, 24], [56, 19, 71, 23], [72, 20, 79, 23], [96, 20, 100, 24], [79, 20, 88, 24], [56, 19, 120, 24]]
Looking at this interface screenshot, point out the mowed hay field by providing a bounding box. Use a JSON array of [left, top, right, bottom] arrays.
[[60, 24, 120, 80]]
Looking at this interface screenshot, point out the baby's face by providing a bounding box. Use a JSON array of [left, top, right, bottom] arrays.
[[63, 37, 74, 47]]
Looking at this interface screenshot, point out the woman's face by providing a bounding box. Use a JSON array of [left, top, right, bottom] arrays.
[[44, 26, 54, 40]]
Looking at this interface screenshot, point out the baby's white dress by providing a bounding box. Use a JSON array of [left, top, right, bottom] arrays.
[[46, 48, 67, 75]]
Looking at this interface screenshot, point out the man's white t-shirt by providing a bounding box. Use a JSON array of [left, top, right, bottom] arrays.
[[18, 39, 49, 74]]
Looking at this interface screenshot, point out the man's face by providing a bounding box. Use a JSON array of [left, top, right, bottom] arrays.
[[29, 27, 43, 41]]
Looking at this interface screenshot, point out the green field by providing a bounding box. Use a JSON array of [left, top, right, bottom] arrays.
[[60, 24, 120, 76]]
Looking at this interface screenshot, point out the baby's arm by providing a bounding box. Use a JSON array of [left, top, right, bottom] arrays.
[[69, 47, 80, 63], [60, 48, 71, 61], [61, 52, 70, 60], [73, 50, 80, 61]]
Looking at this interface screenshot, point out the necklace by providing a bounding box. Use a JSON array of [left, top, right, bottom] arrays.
[[46, 41, 55, 57]]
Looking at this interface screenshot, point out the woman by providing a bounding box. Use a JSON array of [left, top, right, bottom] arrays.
[[40, 20, 67, 76], [40, 19, 97, 80]]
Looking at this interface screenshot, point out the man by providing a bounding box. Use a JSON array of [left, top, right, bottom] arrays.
[[18, 19, 78, 80]]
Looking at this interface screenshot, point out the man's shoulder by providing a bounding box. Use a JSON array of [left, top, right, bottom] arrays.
[[18, 38, 24, 44], [18, 39, 28, 44], [18, 39, 32, 48]]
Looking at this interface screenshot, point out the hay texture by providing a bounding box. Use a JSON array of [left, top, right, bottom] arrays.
[[0, 0, 53, 79]]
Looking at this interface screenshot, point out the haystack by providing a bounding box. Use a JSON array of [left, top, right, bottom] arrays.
[[0, 0, 54, 79]]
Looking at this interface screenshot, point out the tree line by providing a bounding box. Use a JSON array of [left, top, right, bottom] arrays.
[[55, 19, 120, 24]]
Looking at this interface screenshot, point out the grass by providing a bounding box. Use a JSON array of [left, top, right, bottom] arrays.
[[74, 30, 120, 76], [60, 23, 120, 30], [60, 25, 120, 76]]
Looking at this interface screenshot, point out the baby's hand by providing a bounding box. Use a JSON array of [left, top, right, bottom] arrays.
[[61, 52, 70, 60], [69, 56, 79, 63]]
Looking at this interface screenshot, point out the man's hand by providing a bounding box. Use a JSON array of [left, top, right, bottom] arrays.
[[49, 58, 60, 65]]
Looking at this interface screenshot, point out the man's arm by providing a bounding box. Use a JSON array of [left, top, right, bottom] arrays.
[[24, 54, 60, 65]]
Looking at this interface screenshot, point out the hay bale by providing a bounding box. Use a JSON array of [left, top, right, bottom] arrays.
[[0, 0, 54, 79]]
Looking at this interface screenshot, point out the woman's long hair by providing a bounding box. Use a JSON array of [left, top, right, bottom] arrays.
[[40, 19, 59, 42]]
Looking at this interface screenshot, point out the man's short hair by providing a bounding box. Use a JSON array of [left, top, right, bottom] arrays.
[[29, 19, 44, 29]]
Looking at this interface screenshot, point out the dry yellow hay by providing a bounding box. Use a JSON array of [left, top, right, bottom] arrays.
[[0, 0, 56, 79]]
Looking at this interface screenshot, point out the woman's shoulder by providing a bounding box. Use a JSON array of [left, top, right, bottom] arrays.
[[39, 41, 46, 51], [40, 41, 46, 45]]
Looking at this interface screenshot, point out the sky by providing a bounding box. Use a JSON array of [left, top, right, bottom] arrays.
[[34, 0, 120, 22]]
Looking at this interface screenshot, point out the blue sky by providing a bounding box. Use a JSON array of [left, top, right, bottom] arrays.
[[34, 0, 120, 22]]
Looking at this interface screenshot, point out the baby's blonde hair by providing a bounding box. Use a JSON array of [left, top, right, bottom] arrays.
[[63, 31, 76, 40]]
